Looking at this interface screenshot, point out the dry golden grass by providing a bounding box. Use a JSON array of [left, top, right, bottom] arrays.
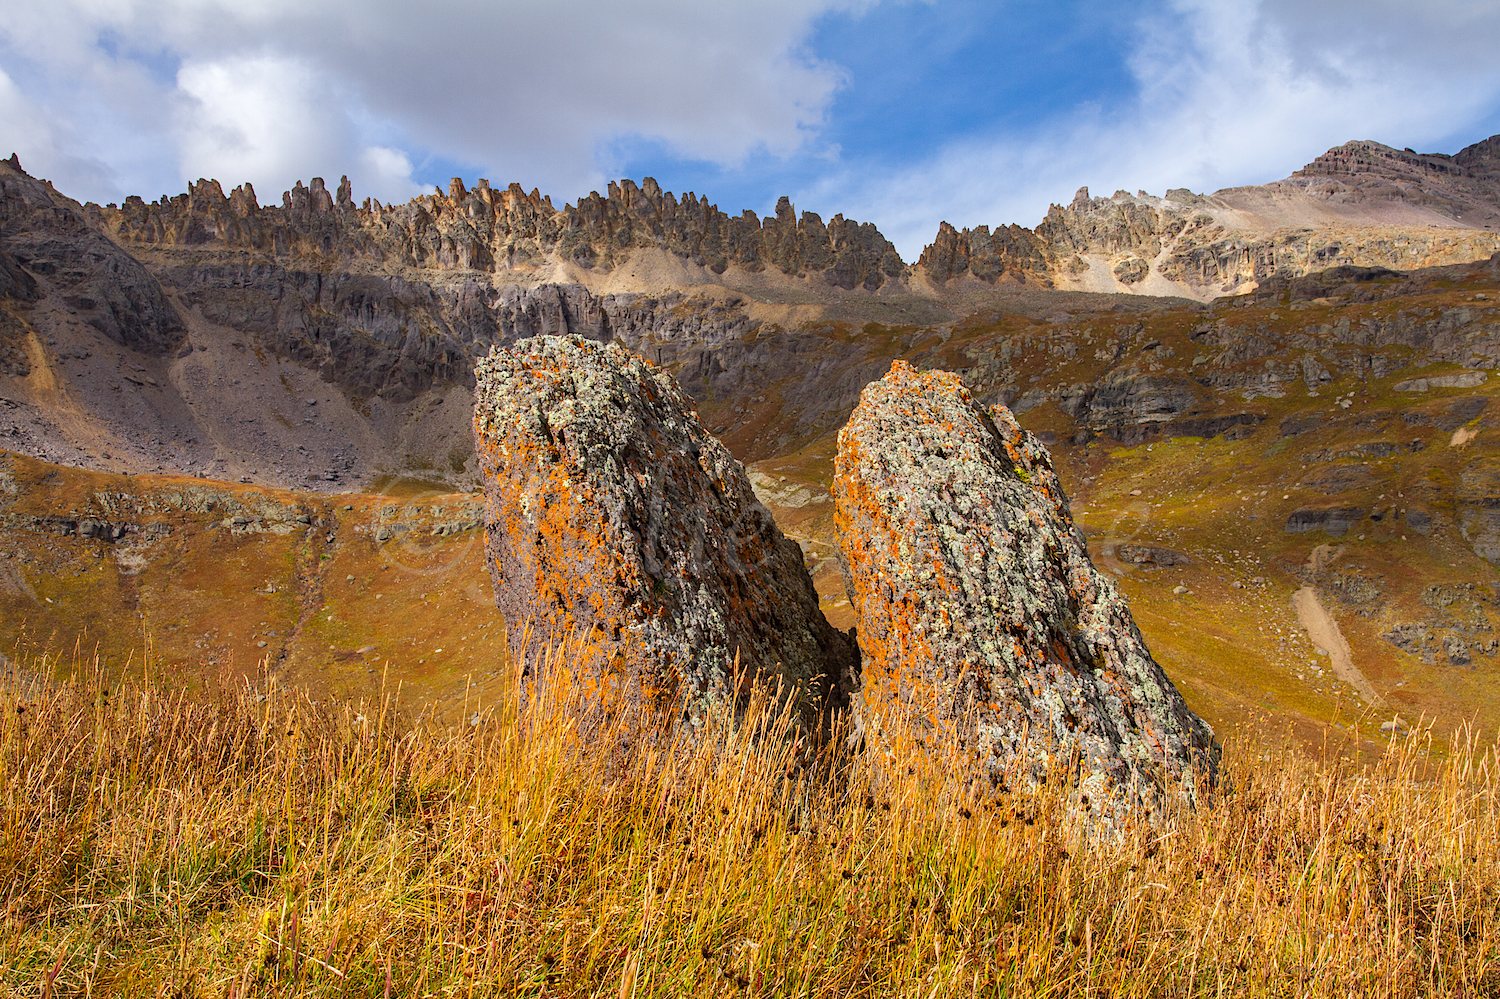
[[3, 638, 1500, 998]]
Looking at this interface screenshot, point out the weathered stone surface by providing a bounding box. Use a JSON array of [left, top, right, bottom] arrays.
[[915, 220, 1053, 286], [473, 334, 856, 726], [1113, 545, 1193, 568], [1057, 371, 1203, 428], [832, 360, 1217, 814], [1403, 396, 1489, 431], [1394, 371, 1487, 392], [158, 262, 765, 403], [1293, 138, 1500, 226], [0, 159, 184, 354], [1285, 506, 1367, 536]]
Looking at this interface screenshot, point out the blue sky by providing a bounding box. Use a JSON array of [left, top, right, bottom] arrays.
[[4, 0, 1500, 259], [602, 0, 1142, 232]]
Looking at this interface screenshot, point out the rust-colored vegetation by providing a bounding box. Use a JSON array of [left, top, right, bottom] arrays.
[[3, 641, 1499, 997]]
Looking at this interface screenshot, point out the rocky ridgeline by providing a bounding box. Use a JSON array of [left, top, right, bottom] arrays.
[[473, 335, 856, 726], [98, 172, 906, 292], [0, 156, 908, 406], [0, 159, 795, 405], [24, 133, 1500, 310], [926, 186, 1500, 300], [1288, 139, 1500, 224], [832, 361, 1218, 814], [916, 220, 1056, 286], [919, 135, 1500, 299], [9, 144, 1500, 429]]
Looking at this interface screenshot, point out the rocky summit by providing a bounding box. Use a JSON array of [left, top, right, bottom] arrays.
[[832, 361, 1218, 813], [918, 136, 1500, 300], [473, 335, 856, 726]]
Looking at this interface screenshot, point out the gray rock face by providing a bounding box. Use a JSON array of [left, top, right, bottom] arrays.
[[1383, 581, 1500, 666], [1454, 457, 1500, 562], [158, 257, 768, 403], [1293, 138, 1500, 227], [1403, 396, 1489, 430], [1284, 506, 1367, 537], [0, 159, 184, 355], [147, 250, 881, 438], [1394, 371, 1487, 392], [1444, 636, 1473, 668], [1058, 370, 1203, 427], [1052, 369, 1264, 444], [832, 360, 1218, 816], [1113, 545, 1193, 567], [473, 335, 857, 727], [915, 220, 1053, 286]]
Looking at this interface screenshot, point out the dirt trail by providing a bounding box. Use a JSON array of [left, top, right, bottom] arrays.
[[1291, 573, 1380, 706]]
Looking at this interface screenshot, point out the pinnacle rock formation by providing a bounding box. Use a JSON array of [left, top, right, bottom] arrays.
[[473, 335, 857, 726], [832, 361, 1218, 812], [99, 172, 905, 291]]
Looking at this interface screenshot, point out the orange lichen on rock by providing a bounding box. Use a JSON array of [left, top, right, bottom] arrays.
[[474, 335, 856, 729], [832, 360, 1217, 816]]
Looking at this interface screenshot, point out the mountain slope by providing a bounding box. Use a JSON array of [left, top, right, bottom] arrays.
[[6, 252, 1500, 751]]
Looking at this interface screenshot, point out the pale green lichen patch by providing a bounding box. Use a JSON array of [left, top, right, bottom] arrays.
[[474, 335, 857, 729], [833, 360, 1218, 821]]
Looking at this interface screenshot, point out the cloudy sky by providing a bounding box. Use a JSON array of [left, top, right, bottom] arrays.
[[3, 0, 1499, 258]]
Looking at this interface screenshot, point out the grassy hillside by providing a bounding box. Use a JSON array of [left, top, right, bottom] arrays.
[[3, 645, 1498, 997], [8, 256, 1500, 750], [0, 453, 505, 722], [744, 264, 1500, 748]]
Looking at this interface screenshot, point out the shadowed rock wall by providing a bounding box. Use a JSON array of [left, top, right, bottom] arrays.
[[0, 157, 184, 355]]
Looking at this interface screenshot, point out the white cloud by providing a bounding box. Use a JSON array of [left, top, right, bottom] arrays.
[[0, 18, 181, 201], [0, 67, 63, 171], [172, 53, 425, 205], [360, 146, 421, 201], [176, 55, 344, 195], [821, 0, 1500, 259], [3, 0, 1495, 259], [0, 0, 858, 207]]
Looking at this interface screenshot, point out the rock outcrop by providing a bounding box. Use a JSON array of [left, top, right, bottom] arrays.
[[1289, 138, 1500, 228], [473, 335, 857, 726], [1284, 506, 1367, 537], [915, 220, 1053, 286], [832, 361, 1217, 814], [157, 258, 767, 403]]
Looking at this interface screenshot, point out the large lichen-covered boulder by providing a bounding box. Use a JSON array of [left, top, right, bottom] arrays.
[[473, 334, 856, 726], [833, 360, 1217, 811]]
